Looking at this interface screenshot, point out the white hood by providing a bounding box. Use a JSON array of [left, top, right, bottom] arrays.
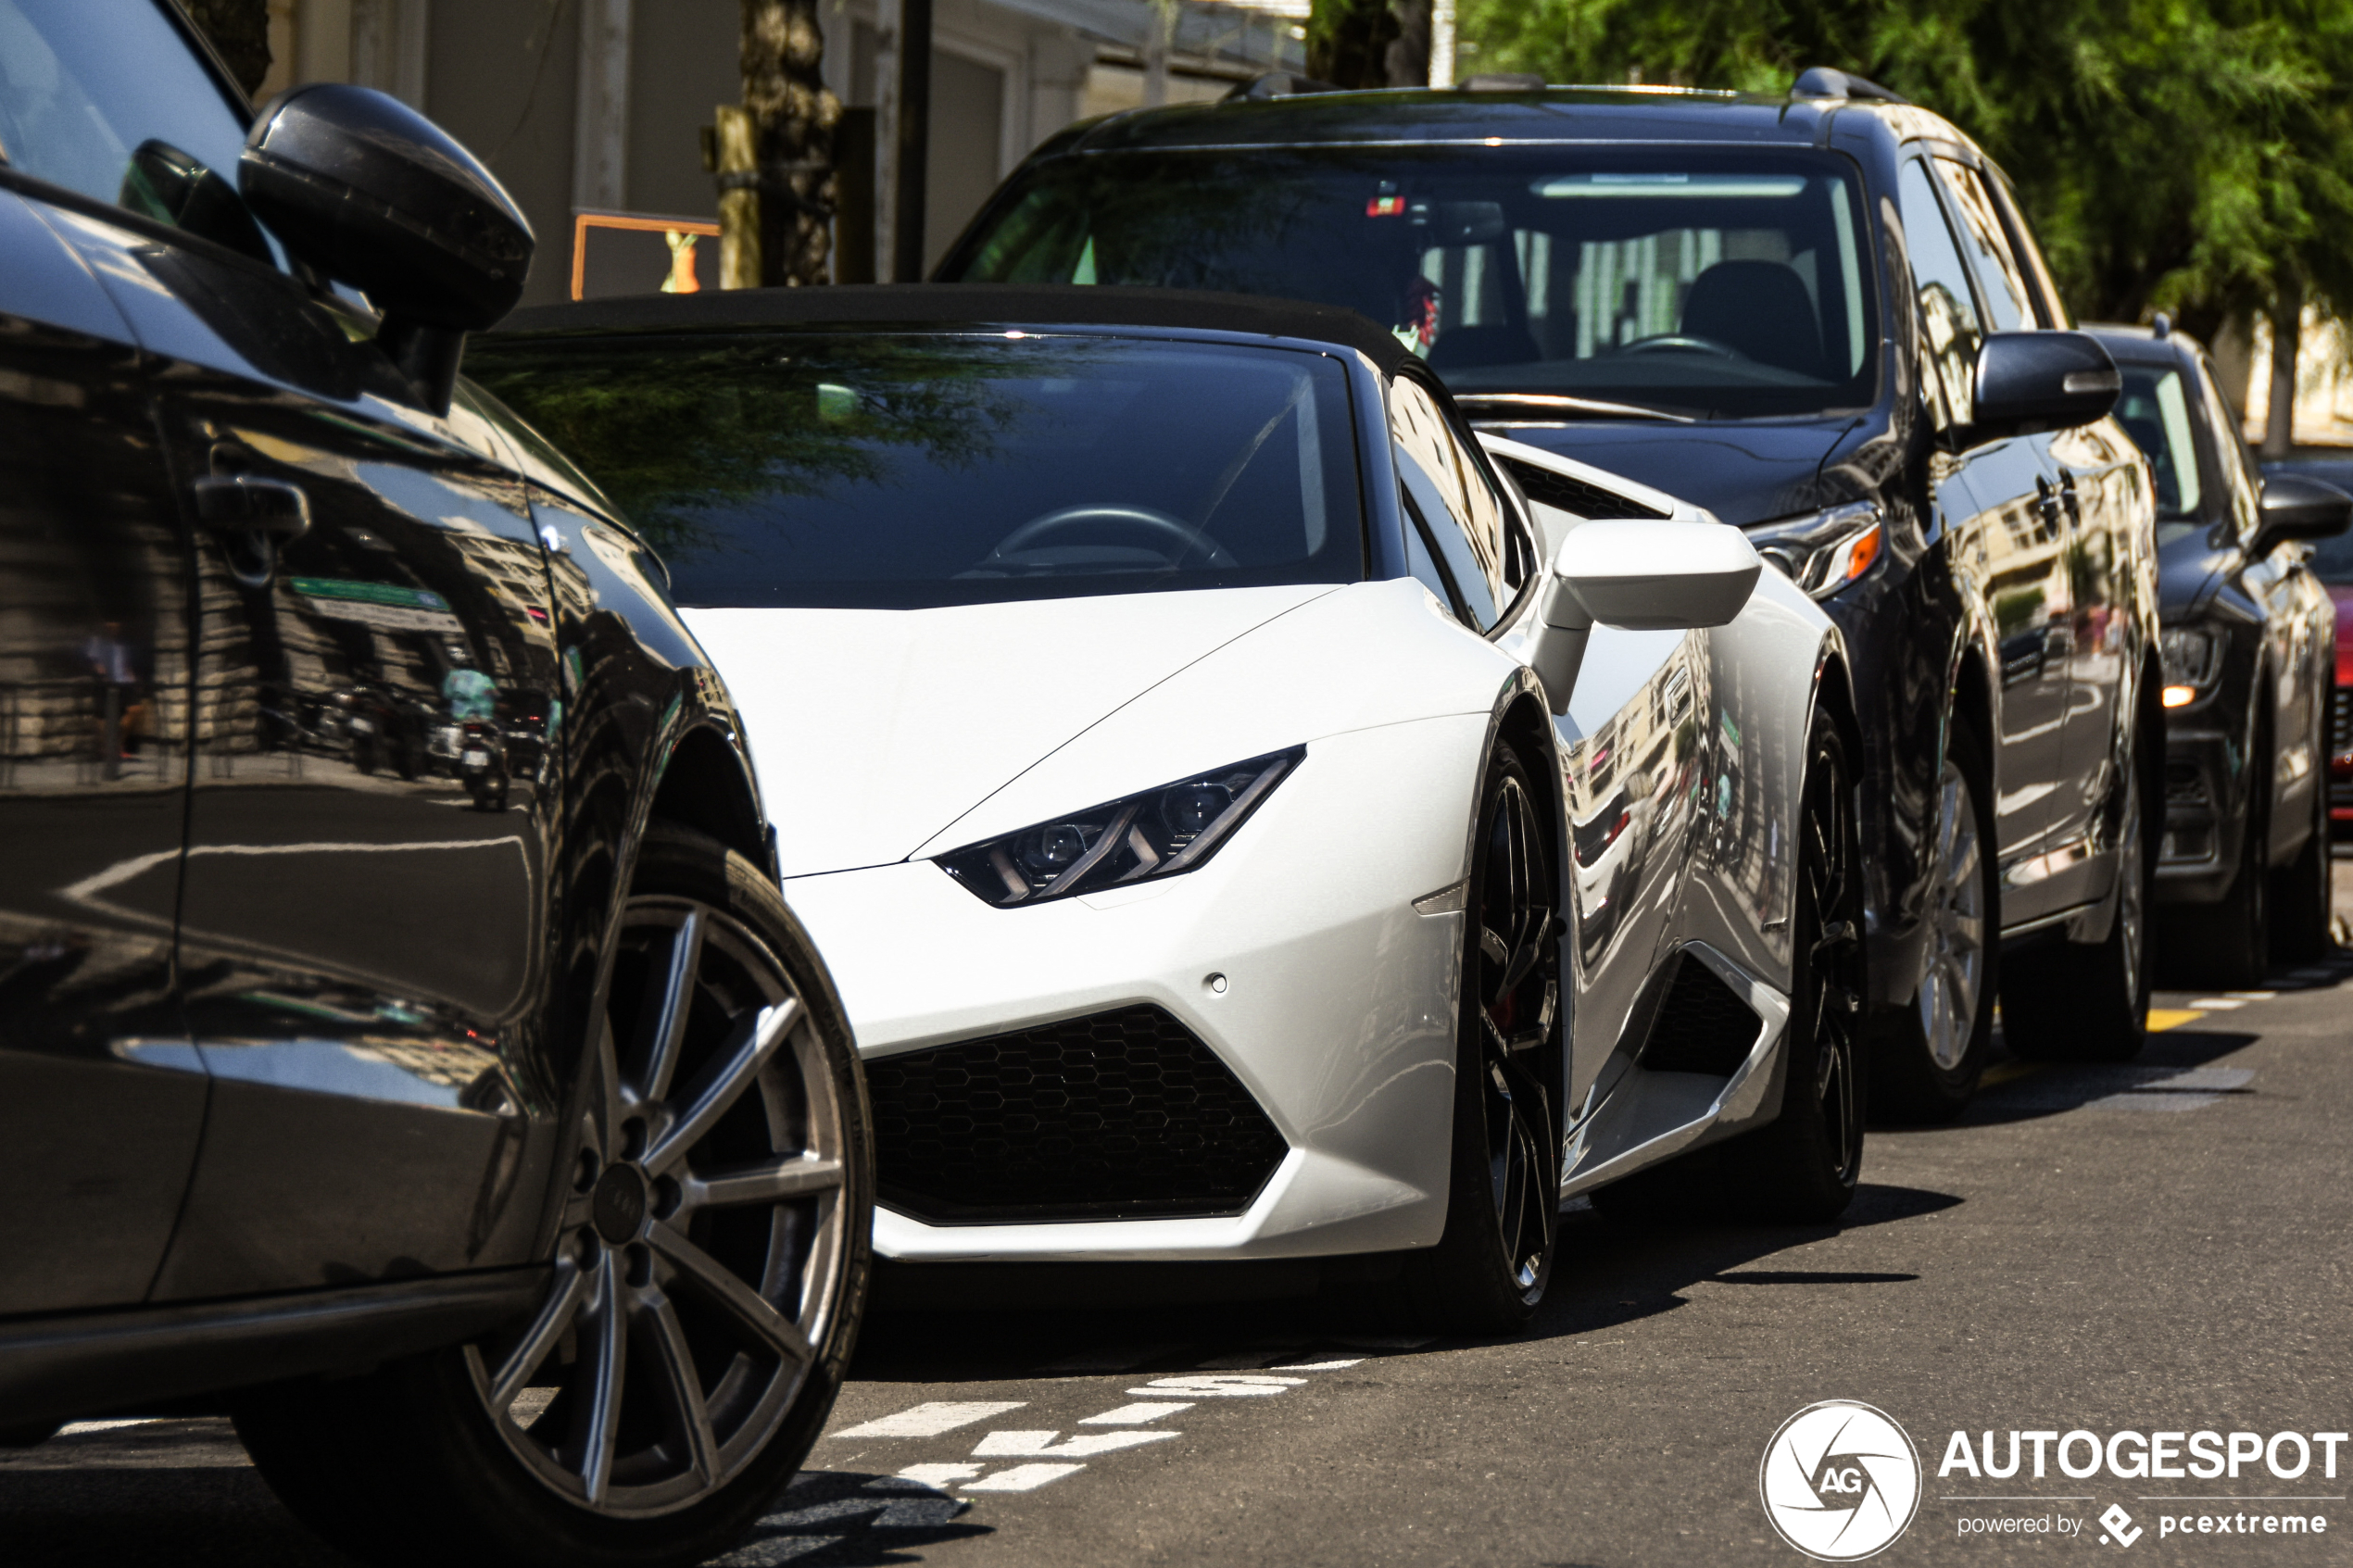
[[684, 586, 1336, 878]]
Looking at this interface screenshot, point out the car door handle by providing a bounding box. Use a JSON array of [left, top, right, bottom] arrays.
[[194, 475, 311, 543]]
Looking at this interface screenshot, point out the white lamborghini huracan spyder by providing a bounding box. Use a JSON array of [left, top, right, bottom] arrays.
[[479, 284, 1865, 1333]]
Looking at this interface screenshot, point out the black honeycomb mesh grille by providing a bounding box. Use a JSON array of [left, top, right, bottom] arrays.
[[867, 1005, 1290, 1224], [1637, 954, 1760, 1075], [1500, 456, 1670, 520]]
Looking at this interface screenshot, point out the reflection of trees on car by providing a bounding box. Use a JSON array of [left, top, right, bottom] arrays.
[[472, 338, 1104, 555]]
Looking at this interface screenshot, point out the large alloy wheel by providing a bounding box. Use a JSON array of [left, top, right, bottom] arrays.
[[1712, 711, 1866, 1219], [1403, 746, 1560, 1335], [236, 826, 873, 1568], [1873, 712, 1996, 1122], [2008, 713, 2155, 1061], [468, 892, 850, 1514]]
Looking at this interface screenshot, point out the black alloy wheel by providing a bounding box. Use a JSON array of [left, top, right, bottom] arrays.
[[1403, 746, 1561, 1335], [1872, 710, 1997, 1122], [237, 825, 874, 1568], [1716, 710, 1867, 1219]]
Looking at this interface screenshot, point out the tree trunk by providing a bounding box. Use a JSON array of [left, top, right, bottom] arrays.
[[2264, 275, 2303, 458], [183, 0, 271, 98], [1385, 0, 1430, 88], [1306, 0, 1398, 89], [739, 0, 841, 287]]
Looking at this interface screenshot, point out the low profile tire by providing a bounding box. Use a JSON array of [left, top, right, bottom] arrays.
[[1713, 712, 1866, 1222], [2270, 692, 2334, 963], [2006, 721, 2156, 1062], [236, 823, 873, 1568], [2161, 716, 2271, 989], [1401, 746, 1561, 1336], [1871, 711, 1995, 1122]]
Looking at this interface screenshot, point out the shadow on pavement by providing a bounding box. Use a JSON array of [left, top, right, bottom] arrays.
[[0, 1419, 334, 1568]]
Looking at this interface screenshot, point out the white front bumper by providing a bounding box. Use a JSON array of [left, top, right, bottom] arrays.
[[780, 717, 1487, 1262]]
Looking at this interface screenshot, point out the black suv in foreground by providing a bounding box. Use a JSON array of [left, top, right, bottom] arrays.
[[0, 3, 868, 1563], [942, 71, 2162, 1109]]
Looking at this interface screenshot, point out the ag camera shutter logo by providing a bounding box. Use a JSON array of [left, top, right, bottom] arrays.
[[1759, 1400, 1923, 1560]]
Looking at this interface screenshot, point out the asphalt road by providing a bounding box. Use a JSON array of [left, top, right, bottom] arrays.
[[9, 872, 2351, 1567]]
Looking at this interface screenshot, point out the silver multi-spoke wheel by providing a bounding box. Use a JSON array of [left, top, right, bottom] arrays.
[[1918, 758, 1986, 1073], [468, 896, 851, 1517]]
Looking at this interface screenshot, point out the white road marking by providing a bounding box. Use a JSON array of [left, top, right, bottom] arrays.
[[2223, 990, 2277, 1000], [57, 1419, 156, 1435], [964, 1462, 1086, 1492], [1078, 1402, 1192, 1425], [1129, 1374, 1305, 1398], [974, 1429, 1180, 1458], [1271, 1359, 1365, 1372], [833, 1401, 1026, 1438], [891, 1463, 984, 1488], [2187, 997, 2246, 1009]]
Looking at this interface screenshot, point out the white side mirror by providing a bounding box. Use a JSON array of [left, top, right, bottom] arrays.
[[1529, 521, 1761, 713], [1547, 520, 1760, 631]]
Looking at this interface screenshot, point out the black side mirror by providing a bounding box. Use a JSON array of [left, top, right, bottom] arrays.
[[1971, 331, 2120, 440], [240, 84, 534, 414], [2254, 472, 2353, 555]]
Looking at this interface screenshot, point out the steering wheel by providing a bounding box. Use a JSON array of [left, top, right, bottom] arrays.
[[1615, 333, 1748, 359], [983, 504, 1240, 570]]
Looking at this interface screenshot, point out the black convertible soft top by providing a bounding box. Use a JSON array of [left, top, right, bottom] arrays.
[[491, 283, 1413, 375]]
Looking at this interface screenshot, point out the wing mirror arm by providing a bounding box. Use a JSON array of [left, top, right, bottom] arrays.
[[1529, 580, 1594, 717]]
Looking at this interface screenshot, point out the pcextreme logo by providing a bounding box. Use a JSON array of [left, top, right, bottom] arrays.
[[1760, 1400, 1924, 1561]]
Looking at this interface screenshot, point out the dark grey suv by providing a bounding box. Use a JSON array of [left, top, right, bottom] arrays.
[[0, 4, 869, 1563]]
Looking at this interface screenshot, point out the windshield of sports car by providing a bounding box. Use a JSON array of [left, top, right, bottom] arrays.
[[945, 148, 1876, 420], [471, 332, 1365, 609], [2111, 364, 2207, 540]]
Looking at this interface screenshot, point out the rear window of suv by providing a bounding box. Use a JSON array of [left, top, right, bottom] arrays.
[[947, 147, 1877, 421]]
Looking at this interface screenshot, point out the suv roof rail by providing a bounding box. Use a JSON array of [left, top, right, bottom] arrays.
[[1791, 66, 1910, 105], [1223, 71, 1347, 103]]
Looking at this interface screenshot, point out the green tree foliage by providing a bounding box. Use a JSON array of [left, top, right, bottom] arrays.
[[1457, 0, 2353, 342]]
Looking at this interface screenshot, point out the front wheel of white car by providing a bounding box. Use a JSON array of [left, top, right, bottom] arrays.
[[1401, 746, 1561, 1336]]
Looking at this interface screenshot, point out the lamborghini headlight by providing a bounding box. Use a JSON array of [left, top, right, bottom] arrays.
[[1748, 502, 1884, 599], [937, 747, 1304, 908]]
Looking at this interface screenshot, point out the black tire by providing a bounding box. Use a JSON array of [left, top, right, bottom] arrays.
[[2162, 713, 2270, 989], [1399, 746, 1560, 1336], [2006, 714, 2156, 1061], [2271, 686, 2334, 963], [1871, 710, 1996, 1122], [1714, 712, 1866, 1221], [236, 822, 874, 1568]]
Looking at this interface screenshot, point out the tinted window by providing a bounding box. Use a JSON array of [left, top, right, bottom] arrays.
[[2111, 364, 2205, 535], [1390, 377, 1517, 627], [470, 332, 1365, 610], [950, 148, 1876, 420], [0, 0, 277, 265], [1935, 158, 2034, 332], [1896, 159, 1982, 430]]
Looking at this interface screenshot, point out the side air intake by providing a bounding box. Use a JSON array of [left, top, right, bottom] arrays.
[[1635, 952, 1762, 1075]]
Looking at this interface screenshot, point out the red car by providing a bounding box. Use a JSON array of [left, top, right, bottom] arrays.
[[2261, 457, 2353, 829]]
